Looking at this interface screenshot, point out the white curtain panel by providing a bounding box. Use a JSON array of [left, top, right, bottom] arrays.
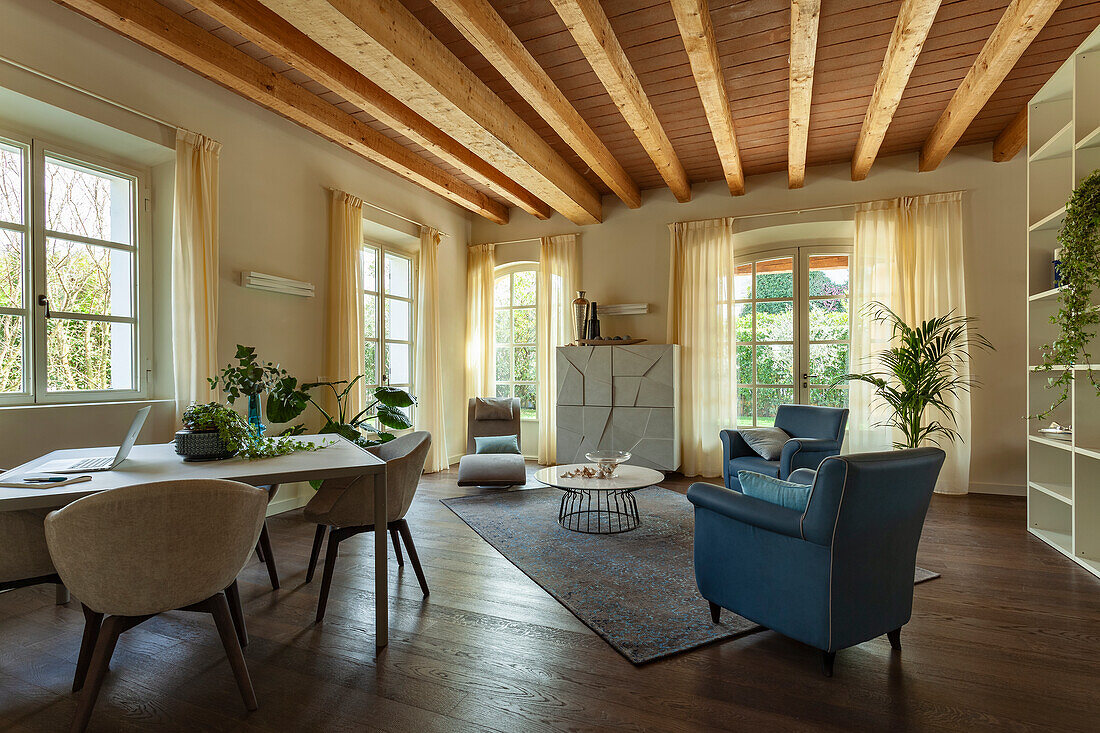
[[415, 226, 449, 472], [851, 192, 971, 494], [466, 243, 496, 404], [171, 128, 221, 420], [537, 234, 579, 465], [667, 218, 739, 477], [325, 188, 365, 418]]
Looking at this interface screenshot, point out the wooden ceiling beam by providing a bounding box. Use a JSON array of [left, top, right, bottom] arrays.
[[429, 0, 640, 209], [189, 0, 550, 220], [919, 0, 1061, 172], [787, 0, 820, 189], [53, 0, 509, 224], [992, 105, 1029, 162], [851, 0, 941, 181], [549, 0, 692, 203], [260, 0, 602, 225], [671, 0, 745, 196]]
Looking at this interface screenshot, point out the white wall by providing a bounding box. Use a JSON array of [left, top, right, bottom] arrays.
[[0, 0, 470, 503], [477, 146, 1028, 494]]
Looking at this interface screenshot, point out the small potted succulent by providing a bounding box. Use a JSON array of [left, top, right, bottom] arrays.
[[175, 402, 239, 461]]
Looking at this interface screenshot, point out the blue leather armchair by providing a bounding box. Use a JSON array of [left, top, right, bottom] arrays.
[[721, 404, 848, 490], [688, 447, 945, 676]]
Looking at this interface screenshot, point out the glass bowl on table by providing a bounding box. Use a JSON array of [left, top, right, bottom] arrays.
[[585, 450, 632, 479]]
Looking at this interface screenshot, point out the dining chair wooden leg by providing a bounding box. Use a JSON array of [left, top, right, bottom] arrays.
[[71, 615, 127, 733], [254, 540, 266, 564], [224, 581, 248, 647], [257, 522, 280, 590], [397, 519, 429, 597], [208, 593, 258, 711], [315, 530, 342, 623], [390, 526, 404, 567], [306, 524, 326, 584], [72, 604, 103, 692]]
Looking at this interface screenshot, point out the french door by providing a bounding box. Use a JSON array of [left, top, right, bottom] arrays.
[[735, 245, 852, 427]]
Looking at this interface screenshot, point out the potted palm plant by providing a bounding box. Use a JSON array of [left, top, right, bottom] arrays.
[[835, 301, 992, 449]]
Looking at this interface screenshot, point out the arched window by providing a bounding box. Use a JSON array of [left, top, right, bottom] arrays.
[[494, 263, 537, 419]]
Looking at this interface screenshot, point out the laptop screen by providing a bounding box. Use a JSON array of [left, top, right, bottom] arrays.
[[111, 405, 151, 467]]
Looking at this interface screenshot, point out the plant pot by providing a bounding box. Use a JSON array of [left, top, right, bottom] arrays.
[[174, 428, 236, 462]]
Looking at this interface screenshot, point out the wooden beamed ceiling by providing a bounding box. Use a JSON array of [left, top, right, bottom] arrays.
[[56, 0, 1100, 224]]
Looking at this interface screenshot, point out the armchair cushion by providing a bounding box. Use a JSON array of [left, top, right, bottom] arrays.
[[474, 435, 521, 454], [739, 427, 791, 460], [738, 471, 813, 512]]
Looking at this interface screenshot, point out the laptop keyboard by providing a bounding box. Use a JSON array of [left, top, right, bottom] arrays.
[[69, 457, 113, 470]]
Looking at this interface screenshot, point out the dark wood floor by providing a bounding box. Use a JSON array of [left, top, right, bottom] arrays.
[[2, 465, 1099, 732]]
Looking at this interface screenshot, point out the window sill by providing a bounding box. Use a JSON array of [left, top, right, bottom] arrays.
[[0, 397, 173, 411]]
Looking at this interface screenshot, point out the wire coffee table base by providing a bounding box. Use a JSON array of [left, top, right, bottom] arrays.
[[558, 487, 641, 534]]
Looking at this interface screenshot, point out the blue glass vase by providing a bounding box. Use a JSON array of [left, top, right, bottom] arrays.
[[247, 393, 266, 437]]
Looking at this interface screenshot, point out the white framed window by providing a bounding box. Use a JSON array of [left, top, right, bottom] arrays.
[[494, 263, 537, 420], [361, 241, 416, 403], [0, 131, 150, 405]]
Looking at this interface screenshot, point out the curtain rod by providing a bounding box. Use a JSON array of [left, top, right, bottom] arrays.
[[0, 54, 178, 130], [667, 189, 967, 227], [329, 187, 451, 238]]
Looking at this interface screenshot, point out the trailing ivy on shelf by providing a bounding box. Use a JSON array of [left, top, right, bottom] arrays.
[[1033, 170, 1100, 419], [181, 402, 327, 460]]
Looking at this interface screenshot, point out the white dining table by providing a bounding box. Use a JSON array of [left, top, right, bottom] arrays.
[[0, 434, 390, 651]]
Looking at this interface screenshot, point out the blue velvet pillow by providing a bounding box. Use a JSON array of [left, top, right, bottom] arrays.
[[738, 470, 812, 512], [474, 435, 521, 455]]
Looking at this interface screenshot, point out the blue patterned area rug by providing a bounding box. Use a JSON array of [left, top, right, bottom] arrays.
[[443, 486, 939, 665]]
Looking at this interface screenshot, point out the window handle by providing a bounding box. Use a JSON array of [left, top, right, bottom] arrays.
[[37, 294, 51, 318]]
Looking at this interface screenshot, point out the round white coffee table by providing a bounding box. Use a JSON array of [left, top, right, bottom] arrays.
[[535, 464, 664, 534]]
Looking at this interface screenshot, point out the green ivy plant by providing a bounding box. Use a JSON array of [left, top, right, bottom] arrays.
[[267, 374, 415, 448], [181, 402, 326, 460], [1033, 170, 1100, 419], [835, 302, 992, 449]]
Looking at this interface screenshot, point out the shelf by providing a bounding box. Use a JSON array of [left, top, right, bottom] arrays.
[[1029, 206, 1067, 232], [1029, 526, 1074, 556], [1029, 434, 1074, 451], [1029, 287, 1064, 302], [1076, 446, 1100, 460], [1076, 123, 1100, 150], [1029, 480, 1072, 504], [1030, 122, 1074, 161]]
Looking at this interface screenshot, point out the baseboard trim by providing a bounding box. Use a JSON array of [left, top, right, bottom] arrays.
[[969, 482, 1026, 497], [267, 493, 310, 516]]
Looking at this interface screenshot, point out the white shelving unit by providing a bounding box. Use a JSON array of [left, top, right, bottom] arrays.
[[1026, 26, 1100, 579]]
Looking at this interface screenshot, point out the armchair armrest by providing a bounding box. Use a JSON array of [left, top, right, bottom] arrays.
[[719, 429, 754, 458], [780, 438, 841, 478], [687, 482, 804, 540]]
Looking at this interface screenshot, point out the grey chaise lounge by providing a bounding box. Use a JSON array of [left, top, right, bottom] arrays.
[[457, 397, 527, 487]]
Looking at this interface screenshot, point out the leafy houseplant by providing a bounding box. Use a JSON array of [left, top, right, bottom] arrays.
[[267, 374, 415, 449], [1033, 170, 1100, 418], [836, 302, 992, 449], [177, 402, 325, 461], [208, 345, 293, 435]]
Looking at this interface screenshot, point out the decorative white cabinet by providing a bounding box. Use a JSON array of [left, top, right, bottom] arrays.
[[1025, 25, 1100, 579], [556, 344, 680, 471]]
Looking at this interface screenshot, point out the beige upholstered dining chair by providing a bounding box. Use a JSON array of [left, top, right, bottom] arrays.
[[0, 508, 61, 593], [44, 479, 267, 733], [304, 431, 431, 622]]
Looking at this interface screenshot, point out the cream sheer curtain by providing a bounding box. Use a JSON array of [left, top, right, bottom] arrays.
[[537, 234, 579, 464], [415, 226, 449, 472], [851, 192, 971, 494], [667, 218, 739, 477], [325, 189, 365, 417], [172, 129, 221, 419], [466, 243, 496, 402]]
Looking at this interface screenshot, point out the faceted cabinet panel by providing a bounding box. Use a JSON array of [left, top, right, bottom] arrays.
[[556, 345, 680, 471]]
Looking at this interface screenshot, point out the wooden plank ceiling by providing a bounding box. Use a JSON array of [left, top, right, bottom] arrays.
[[60, 0, 1100, 224]]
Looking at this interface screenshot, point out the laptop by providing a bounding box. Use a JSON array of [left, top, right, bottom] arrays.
[[37, 406, 151, 473]]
